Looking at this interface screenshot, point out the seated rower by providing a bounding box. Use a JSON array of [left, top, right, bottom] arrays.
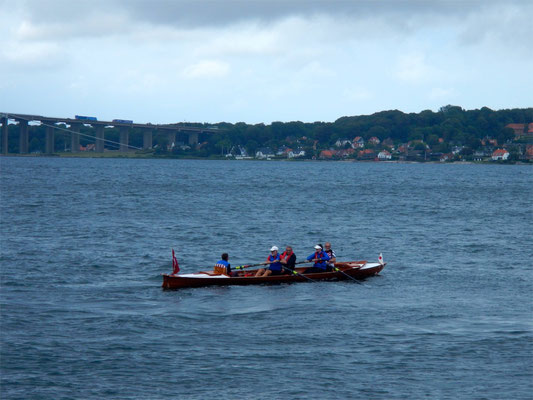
[[280, 245, 296, 274], [304, 244, 330, 273], [324, 242, 336, 271], [255, 246, 283, 277], [213, 253, 237, 276]]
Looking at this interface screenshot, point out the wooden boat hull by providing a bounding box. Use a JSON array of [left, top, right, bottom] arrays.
[[162, 261, 385, 289]]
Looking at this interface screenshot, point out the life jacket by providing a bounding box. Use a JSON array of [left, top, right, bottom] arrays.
[[281, 251, 293, 261], [214, 259, 230, 275], [268, 253, 282, 271], [313, 251, 329, 269]]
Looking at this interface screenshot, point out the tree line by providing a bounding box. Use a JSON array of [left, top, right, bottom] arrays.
[[4, 105, 533, 156]]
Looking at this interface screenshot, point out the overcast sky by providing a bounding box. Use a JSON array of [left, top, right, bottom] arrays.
[[1, 0, 532, 124]]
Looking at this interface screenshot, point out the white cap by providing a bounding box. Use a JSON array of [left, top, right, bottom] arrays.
[[270, 246, 278, 251], [314, 245, 322, 250]]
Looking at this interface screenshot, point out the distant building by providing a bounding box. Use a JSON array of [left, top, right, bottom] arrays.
[[505, 123, 526, 138], [319, 150, 334, 159], [288, 148, 306, 158], [352, 136, 365, 148], [276, 145, 291, 156], [452, 146, 464, 155], [358, 149, 376, 160], [335, 148, 355, 158], [492, 149, 510, 161], [481, 136, 498, 147], [377, 150, 392, 160], [256, 147, 275, 159], [334, 138, 352, 148], [368, 136, 381, 145], [440, 153, 454, 162]]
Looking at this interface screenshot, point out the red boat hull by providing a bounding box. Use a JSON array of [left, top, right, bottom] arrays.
[[162, 261, 384, 289]]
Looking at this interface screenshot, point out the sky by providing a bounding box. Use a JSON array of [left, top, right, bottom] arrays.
[[1, 0, 532, 124]]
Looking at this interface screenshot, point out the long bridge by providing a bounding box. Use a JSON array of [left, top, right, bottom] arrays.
[[0, 113, 219, 155]]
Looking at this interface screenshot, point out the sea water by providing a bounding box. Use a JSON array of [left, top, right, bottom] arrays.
[[1, 157, 532, 399]]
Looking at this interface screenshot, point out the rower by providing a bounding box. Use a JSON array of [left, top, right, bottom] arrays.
[[280, 245, 296, 274], [304, 244, 330, 273], [324, 242, 336, 271], [214, 253, 235, 276], [255, 246, 283, 277]]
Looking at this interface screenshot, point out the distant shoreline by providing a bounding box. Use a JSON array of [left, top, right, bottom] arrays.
[[1, 153, 531, 165]]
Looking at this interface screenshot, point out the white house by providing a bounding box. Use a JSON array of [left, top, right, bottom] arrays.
[[492, 149, 510, 161], [288, 148, 306, 158], [335, 139, 352, 148], [256, 147, 275, 159], [377, 150, 392, 160]]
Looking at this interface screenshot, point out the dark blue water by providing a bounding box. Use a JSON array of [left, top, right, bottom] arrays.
[[1, 157, 532, 399]]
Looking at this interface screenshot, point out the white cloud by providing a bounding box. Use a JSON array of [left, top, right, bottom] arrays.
[[0, 40, 64, 70], [1, 0, 531, 123], [182, 60, 230, 79]]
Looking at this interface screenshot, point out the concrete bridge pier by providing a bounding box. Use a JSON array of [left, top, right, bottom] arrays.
[[119, 126, 129, 152], [19, 120, 29, 153], [70, 123, 81, 152], [1, 117, 8, 154], [168, 132, 176, 149], [95, 125, 105, 152], [143, 129, 152, 149], [45, 125, 55, 154], [188, 132, 198, 146]]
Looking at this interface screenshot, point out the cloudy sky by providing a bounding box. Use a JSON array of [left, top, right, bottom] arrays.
[[1, 0, 532, 124]]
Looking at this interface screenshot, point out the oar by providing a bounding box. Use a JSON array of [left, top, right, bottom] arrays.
[[234, 262, 268, 270], [235, 259, 311, 270], [331, 264, 365, 285], [281, 265, 316, 283]]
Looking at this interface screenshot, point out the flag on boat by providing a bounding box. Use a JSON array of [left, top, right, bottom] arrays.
[[172, 249, 180, 275], [378, 253, 384, 265]]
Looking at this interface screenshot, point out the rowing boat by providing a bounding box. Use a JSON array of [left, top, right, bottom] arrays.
[[161, 260, 385, 289]]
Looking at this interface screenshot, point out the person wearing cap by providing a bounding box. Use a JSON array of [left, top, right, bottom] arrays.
[[280, 245, 296, 274], [304, 244, 330, 273], [255, 246, 283, 277], [324, 242, 337, 270]]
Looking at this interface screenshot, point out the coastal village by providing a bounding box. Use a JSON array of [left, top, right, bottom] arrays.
[[225, 123, 533, 163], [3, 109, 532, 163]]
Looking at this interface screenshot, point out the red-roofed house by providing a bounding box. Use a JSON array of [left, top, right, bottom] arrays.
[[358, 149, 376, 160], [335, 148, 355, 158], [368, 136, 381, 145], [492, 149, 510, 161], [506, 124, 526, 138], [397, 144, 408, 154], [528, 123, 533, 133], [352, 136, 365, 148], [320, 150, 334, 159]]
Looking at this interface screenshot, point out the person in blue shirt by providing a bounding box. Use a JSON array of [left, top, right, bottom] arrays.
[[213, 253, 237, 276], [304, 244, 331, 273], [255, 246, 283, 277]]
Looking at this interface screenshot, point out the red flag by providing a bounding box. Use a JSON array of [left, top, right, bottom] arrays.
[[172, 249, 180, 275]]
